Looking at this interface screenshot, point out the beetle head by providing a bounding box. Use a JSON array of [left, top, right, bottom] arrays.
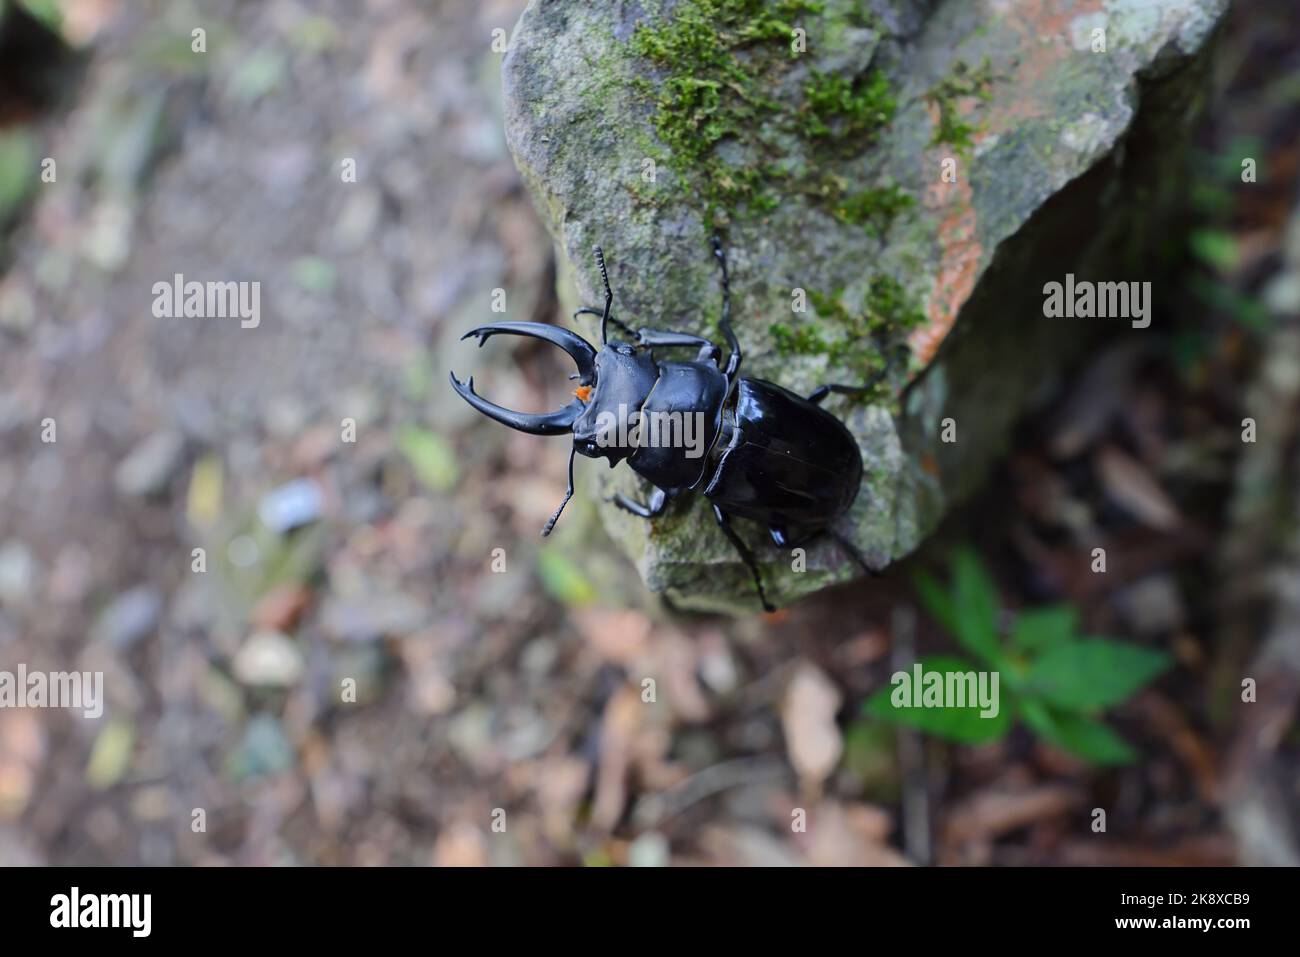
[[450, 323, 660, 469]]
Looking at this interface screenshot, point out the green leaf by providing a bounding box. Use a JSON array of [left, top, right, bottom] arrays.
[[230, 49, 286, 102], [1188, 274, 1271, 331], [1019, 699, 1136, 765], [1011, 605, 1077, 653], [535, 550, 595, 606], [1188, 229, 1239, 272], [950, 548, 1004, 666], [911, 567, 957, 633], [17, 0, 63, 32], [86, 718, 136, 789], [0, 131, 38, 221], [865, 654, 1012, 744], [397, 426, 459, 492], [1025, 639, 1170, 711], [291, 256, 337, 295]]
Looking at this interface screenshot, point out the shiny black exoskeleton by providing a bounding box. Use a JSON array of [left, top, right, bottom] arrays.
[[450, 237, 876, 611]]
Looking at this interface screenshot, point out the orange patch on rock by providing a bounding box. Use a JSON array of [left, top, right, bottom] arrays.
[[911, 173, 980, 366], [908, 0, 1106, 367]]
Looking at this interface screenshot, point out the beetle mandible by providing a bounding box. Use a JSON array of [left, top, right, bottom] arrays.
[[449, 236, 879, 611]]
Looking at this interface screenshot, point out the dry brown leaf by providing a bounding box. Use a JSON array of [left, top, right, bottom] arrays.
[[1057, 835, 1236, 866], [535, 756, 590, 847], [573, 608, 652, 665], [592, 686, 642, 832], [699, 825, 804, 867], [658, 630, 711, 723], [1134, 690, 1221, 803], [804, 800, 910, 867], [835, 630, 890, 668], [0, 711, 45, 820], [1096, 445, 1182, 531], [943, 785, 1080, 845], [781, 662, 843, 793], [251, 583, 312, 631], [432, 822, 489, 867]]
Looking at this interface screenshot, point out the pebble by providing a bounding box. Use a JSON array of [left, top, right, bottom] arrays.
[[320, 589, 425, 642], [232, 715, 295, 779], [233, 630, 305, 687], [628, 831, 671, 867], [0, 541, 36, 607], [257, 478, 324, 532], [114, 430, 186, 498], [90, 585, 162, 651]]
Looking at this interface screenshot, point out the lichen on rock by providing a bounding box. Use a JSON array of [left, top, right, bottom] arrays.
[[501, 0, 1228, 612]]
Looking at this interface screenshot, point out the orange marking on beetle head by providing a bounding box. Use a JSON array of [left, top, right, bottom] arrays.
[[573, 384, 593, 402]]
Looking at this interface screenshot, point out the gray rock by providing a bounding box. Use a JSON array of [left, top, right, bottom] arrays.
[[257, 478, 324, 532], [232, 630, 305, 687], [319, 588, 426, 642], [91, 585, 162, 650], [114, 430, 185, 498], [501, 0, 1227, 611], [0, 540, 35, 608], [230, 714, 295, 780]]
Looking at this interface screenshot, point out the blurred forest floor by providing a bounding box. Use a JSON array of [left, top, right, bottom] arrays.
[[0, 0, 1298, 865]]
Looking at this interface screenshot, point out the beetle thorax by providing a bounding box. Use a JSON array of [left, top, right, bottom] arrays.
[[570, 343, 659, 464]]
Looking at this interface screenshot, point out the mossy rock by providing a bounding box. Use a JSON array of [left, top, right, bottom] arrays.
[[499, 0, 1227, 612]]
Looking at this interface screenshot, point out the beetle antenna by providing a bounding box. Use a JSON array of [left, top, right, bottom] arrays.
[[594, 246, 613, 345], [541, 446, 578, 537]]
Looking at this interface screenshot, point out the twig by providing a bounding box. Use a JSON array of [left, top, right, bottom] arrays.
[[892, 603, 931, 865]]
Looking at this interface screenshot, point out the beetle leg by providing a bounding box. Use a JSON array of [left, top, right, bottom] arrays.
[[828, 528, 884, 578], [633, 328, 722, 366], [712, 505, 775, 612], [808, 343, 908, 404], [807, 378, 884, 405], [611, 486, 673, 519]]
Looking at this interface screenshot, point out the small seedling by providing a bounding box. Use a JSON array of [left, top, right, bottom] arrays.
[[865, 547, 1171, 765]]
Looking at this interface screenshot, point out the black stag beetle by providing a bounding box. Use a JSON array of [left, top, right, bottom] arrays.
[[449, 236, 880, 611]]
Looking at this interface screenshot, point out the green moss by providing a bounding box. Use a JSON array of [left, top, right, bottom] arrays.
[[926, 58, 995, 156], [862, 275, 927, 335], [608, 1, 929, 376], [799, 69, 895, 147], [769, 278, 925, 401], [831, 184, 915, 236], [771, 322, 828, 355], [626, 0, 905, 232]]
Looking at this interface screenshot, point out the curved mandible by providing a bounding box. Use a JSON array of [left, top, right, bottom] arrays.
[[461, 321, 596, 383], [448, 372, 585, 435]]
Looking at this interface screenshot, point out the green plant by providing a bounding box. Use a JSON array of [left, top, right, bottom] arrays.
[[864, 547, 1171, 764]]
